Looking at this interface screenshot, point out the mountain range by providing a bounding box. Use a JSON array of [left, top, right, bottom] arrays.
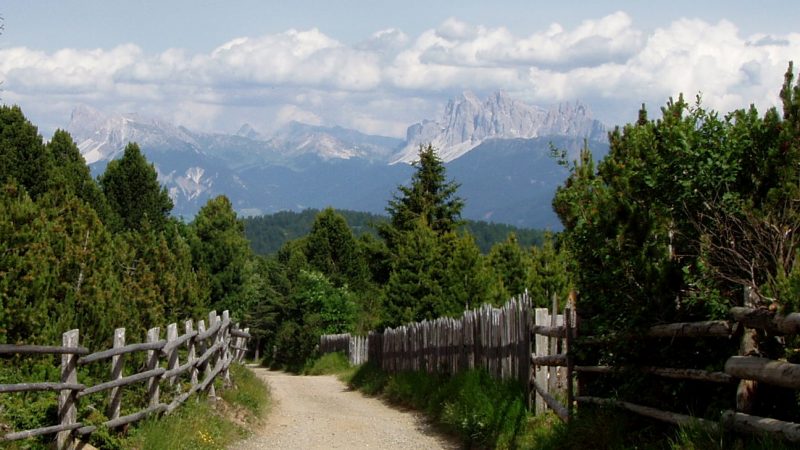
[[66, 92, 609, 229]]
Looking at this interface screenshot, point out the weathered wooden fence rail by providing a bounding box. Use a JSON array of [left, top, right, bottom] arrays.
[[321, 286, 800, 442], [575, 288, 800, 442], [0, 310, 251, 448]]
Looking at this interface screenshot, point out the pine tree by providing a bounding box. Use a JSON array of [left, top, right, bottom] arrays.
[[99, 142, 173, 232], [381, 144, 463, 249], [305, 208, 368, 289], [0, 105, 52, 198], [191, 195, 252, 316]]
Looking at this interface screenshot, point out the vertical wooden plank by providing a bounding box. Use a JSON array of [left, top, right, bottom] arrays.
[[736, 286, 759, 413], [207, 311, 218, 398], [166, 323, 179, 388], [565, 307, 574, 423], [222, 310, 231, 386], [534, 308, 549, 415], [186, 320, 198, 386], [106, 328, 125, 420], [242, 327, 250, 363], [57, 329, 79, 450], [548, 294, 558, 393], [197, 319, 208, 390], [146, 327, 161, 408]]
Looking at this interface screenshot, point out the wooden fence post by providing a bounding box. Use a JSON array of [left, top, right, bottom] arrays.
[[207, 311, 218, 399], [534, 307, 549, 415], [242, 327, 250, 362], [548, 294, 559, 393], [565, 307, 574, 423], [736, 286, 760, 413], [166, 323, 179, 389], [106, 328, 125, 420], [57, 329, 79, 450], [186, 320, 198, 386], [146, 327, 161, 408], [222, 310, 232, 387], [197, 319, 208, 395]]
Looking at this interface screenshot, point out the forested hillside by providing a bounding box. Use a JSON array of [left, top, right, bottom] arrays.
[[243, 208, 547, 255]]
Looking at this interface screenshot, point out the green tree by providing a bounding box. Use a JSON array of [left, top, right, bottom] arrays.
[[381, 144, 463, 249], [99, 142, 173, 232], [305, 208, 368, 289], [0, 105, 52, 198], [0, 182, 123, 348], [47, 129, 112, 222], [528, 233, 573, 308], [487, 233, 532, 300], [383, 219, 446, 326], [191, 195, 252, 316]]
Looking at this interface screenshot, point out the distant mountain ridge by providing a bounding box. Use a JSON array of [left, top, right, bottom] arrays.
[[393, 91, 606, 163], [65, 92, 609, 228]]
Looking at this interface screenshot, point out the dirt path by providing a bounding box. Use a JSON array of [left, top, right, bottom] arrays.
[[231, 366, 460, 450]]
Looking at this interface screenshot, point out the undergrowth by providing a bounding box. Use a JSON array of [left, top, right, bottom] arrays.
[[347, 363, 800, 450], [0, 363, 269, 450], [126, 363, 269, 450], [302, 352, 353, 376]]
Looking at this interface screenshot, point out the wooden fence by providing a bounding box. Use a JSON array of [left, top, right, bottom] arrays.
[[574, 287, 800, 442], [318, 333, 368, 366], [0, 309, 251, 449], [320, 286, 800, 442]]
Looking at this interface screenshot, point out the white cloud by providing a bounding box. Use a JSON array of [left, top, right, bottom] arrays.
[[1, 13, 799, 136]]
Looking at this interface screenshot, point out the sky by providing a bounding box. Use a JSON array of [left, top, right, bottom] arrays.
[[1, 1, 799, 138]]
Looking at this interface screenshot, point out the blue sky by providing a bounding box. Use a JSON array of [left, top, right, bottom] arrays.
[[1, 1, 799, 137]]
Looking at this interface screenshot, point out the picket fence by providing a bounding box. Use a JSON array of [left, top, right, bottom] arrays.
[[0, 310, 251, 449], [320, 293, 570, 413], [321, 286, 800, 442]]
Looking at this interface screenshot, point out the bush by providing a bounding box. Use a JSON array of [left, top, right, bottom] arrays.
[[303, 352, 352, 375]]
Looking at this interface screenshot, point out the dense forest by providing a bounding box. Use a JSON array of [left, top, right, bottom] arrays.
[[243, 208, 547, 255]]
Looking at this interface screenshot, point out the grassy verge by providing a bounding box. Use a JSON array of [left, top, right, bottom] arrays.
[[122, 363, 270, 450], [345, 363, 799, 450]]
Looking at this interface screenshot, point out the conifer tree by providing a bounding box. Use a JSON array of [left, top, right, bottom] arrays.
[[0, 105, 52, 198], [381, 144, 463, 249], [99, 142, 173, 232]]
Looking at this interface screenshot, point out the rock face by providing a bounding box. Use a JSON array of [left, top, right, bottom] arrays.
[[392, 91, 606, 163]]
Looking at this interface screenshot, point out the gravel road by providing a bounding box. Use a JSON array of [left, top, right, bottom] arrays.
[[231, 366, 461, 450]]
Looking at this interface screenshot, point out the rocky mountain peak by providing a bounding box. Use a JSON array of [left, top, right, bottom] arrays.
[[392, 91, 605, 164]]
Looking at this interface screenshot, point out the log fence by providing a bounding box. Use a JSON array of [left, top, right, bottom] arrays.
[[574, 289, 800, 442], [0, 310, 251, 449], [319, 286, 800, 442]]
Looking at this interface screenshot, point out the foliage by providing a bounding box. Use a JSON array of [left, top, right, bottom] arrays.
[[190, 195, 252, 316], [487, 233, 533, 300], [268, 270, 358, 370], [553, 64, 800, 418], [380, 144, 464, 250], [0, 105, 52, 199], [243, 207, 546, 256], [305, 207, 369, 290], [303, 352, 352, 376], [99, 142, 173, 232], [349, 364, 529, 449]]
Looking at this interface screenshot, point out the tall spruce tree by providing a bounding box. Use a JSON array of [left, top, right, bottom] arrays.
[[190, 195, 252, 316], [381, 144, 463, 249], [0, 105, 52, 198], [99, 142, 173, 232]]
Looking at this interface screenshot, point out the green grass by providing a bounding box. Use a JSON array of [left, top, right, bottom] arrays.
[[302, 352, 352, 376], [122, 363, 270, 450], [348, 363, 531, 448], [346, 364, 800, 450]]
